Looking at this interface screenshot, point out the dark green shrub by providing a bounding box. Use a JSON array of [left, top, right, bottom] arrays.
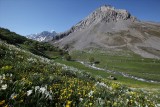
[[64, 54, 71, 61]]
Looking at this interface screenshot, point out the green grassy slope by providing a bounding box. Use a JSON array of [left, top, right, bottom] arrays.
[[71, 50, 160, 82], [0, 27, 67, 59], [55, 58, 160, 90]]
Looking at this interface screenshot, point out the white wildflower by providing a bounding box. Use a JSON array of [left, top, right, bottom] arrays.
[[157, 104, 160, 107], [99, 82, 107, 87], [79, 98, 83, 102], [97, 98, 104, 105], [0, 80, 3, 84], [9, 80, 13, 83], [6, 73, 9, 76], [27, 58, 37, 62], [10, 74, 13, 77], [39, 87, 46, 93], [50, 90, 53, 94], [45, 85, 47, 89], [44, 91, 52, 100], [2, 74, 5, 80], [1, 84, 7, 90], [44, 91, 49, 97], [95, 82, 107, 87], [27, 90, 33, 96], [135, 101, 138, 106], [97, 97, 101, 101], [88, 90, 94, 97], [35, 86, 40, 92], [10, 93, 18, 99], [95, 82, 99, 86], [47, 93, 52, 100]]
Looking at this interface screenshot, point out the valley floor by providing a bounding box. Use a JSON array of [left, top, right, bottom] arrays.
[[54, 49, 160, 91]]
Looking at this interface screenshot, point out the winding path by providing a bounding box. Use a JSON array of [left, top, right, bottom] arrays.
[[77, 61, 160, 84]]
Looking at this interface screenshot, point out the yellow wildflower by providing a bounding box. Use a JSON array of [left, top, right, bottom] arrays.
[[28, 81, 32, 85], [13, 95, 17, 99], [107, 101, 111, 104], [1, 66, 12, 70], [89, 102, 92, 106], [4, 105, 8, 107], [0, 100, 5, 105], [65, 100, 72, 107], [65, 104, 70, 107], [10, 93, 18, 99], [50, 87, 52, 90], [112, 83, 120, 89], [19, 99, 23, 103], [113, 102, 117, 106], [130, 91, 136, 96], [67, 100, 72, 105], [68, 94, 71, 97], [130, 99, 133, 104], [22, 78, 25, 80]]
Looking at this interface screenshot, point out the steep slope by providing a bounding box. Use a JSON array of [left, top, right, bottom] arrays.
[[54, 5, 160, 59], [27, 31, 57, 42], [0, 28, 67, 59]]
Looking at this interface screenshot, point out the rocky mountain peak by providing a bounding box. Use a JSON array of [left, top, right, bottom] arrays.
[[90, 5, 135, 22], [99, 5, 115, 11], [27, 31, 57, 42], [99, 5, 129, 14], [58, 5, 137, 37]]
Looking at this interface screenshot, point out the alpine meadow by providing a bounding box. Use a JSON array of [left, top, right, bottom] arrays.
[[0, 1, 160, 107]]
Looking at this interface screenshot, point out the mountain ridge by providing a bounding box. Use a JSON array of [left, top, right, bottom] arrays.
[[56, 5, 137, 38], [27, 30, 57, 42], [53, 5, 160, 59]]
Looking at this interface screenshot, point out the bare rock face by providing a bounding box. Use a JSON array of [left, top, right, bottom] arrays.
[[53, 5, 160, 59], [75, 5, 135, 28], [58, 5, 136, 36]]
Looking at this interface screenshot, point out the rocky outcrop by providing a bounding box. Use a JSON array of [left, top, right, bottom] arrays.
[[57, 5, 136, 37], [74, 5, 136, 29]]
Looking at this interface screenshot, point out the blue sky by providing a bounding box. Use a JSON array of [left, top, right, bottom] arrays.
[[0, 0, 160, 36]]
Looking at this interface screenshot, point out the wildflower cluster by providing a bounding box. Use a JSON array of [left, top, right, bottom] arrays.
[[0, 42, 159, 107]]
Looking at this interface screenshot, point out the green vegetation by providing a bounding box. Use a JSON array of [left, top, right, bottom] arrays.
[[64, 54, 72, 61], [0, 27, 68, 59], [71, 50, 160, 84], [0, 28, 160, 106], [0, 28, 27, 44], [55, 58, 160, 90], [89, 57, 95, 64]]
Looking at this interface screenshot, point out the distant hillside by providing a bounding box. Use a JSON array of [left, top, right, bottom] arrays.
[[0, 27, 27, 44], [0, 27, 67, 59]]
